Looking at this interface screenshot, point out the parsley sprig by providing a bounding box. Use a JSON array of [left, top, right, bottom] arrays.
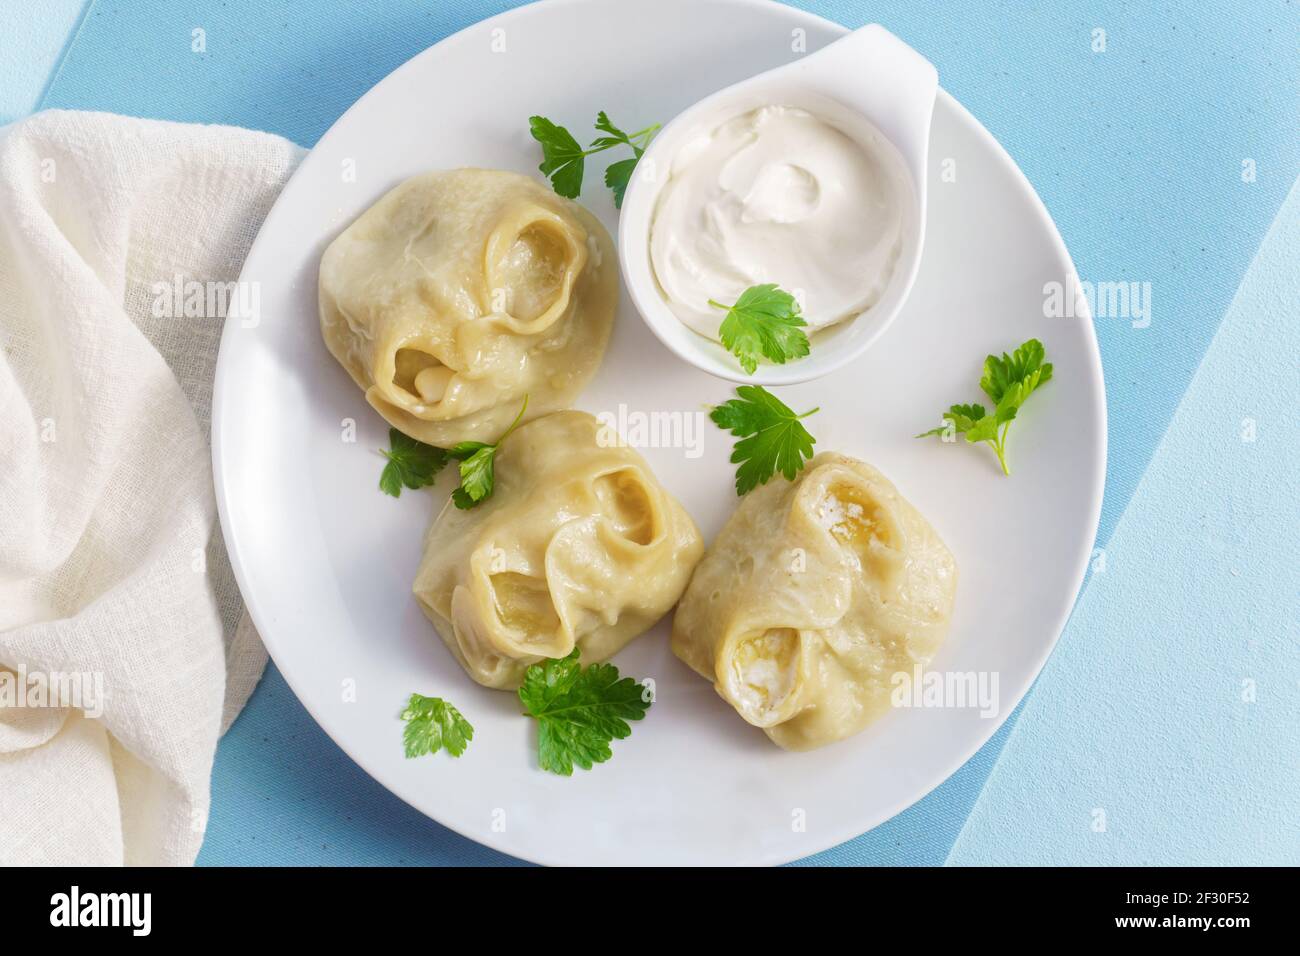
[[710, 284, 810, 375], [401, 693, 474, 759], [518, 649, 652, 776], [447, 396, 528, 509], [529, 111, 660, 207], [379, 428, 448, 497], [916, 338, 1053, 475], [710, 385, 819, 495]]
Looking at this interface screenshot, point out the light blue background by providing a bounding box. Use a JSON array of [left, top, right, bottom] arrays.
[[6, 0, 1296, 866]]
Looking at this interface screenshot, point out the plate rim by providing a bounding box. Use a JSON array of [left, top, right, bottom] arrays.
[[212, 0, 1107, 866]]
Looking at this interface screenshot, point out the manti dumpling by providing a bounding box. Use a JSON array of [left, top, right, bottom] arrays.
[[672, 453, 956, 750], [319, 169, 617, 445], [414, 411, 704, 688]]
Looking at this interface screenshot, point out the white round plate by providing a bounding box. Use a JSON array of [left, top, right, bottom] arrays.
[[214, 0, 1105, 866]]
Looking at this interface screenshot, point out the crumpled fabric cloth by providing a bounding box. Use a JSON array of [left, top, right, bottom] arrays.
[[0, 110, 303, 865]]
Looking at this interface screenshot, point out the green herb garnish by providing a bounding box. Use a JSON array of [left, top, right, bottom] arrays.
[[529, 111, 659, 207], [916, 338, 1053, 475], [710, 385, 819, 495], [447, 396, 528, 509], [710, 284, 810, 375], [518, 649, 652, 776], [401, 693, 474, 759], [379, 427, 448, 498]]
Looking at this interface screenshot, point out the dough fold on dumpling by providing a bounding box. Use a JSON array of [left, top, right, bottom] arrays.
[[414, 411, 704, 688], [319, 169, 617, 445], [672, 453, 956, 750]]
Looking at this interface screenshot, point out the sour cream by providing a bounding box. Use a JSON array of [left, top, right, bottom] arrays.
[[649, 105, 904, 339]]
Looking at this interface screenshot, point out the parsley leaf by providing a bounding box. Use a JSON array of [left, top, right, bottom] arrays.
[[590, 110, 639, 149], [916, 338, 1053, 475], [529, 111, 659, 207], [518, 648, 652, 776], [604, 156, 640, 208], [710, 284, 810, 374], [447, 396, 528, 509], [401, 693, 473, 759], [981, 337, 1053, 406], [379, 428, 448, 497], [528, 116, 587, 199], [710, 385, 819, 495], [448, 443, 493, 509], [915, 403, 986, 439]]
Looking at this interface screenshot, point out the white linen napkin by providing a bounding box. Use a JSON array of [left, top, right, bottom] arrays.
[[0, 110, 303, 865]]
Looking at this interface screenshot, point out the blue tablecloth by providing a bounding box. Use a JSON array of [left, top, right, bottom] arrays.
[[19, 0, 1299, 865]]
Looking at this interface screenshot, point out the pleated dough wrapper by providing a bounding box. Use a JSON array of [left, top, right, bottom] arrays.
[[319, 169, 617, 445], [414, 411, 704, 688], [672, 453, 956, 750]]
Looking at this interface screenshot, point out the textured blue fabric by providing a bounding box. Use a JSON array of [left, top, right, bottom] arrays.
[[33, 0, 1299, 865], [0, 0, 86, 123]]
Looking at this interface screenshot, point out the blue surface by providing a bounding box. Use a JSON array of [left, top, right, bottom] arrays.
[[949, 179, 1300, 865], [0, 0, 86, 123], [21, 0, 1299, 865]]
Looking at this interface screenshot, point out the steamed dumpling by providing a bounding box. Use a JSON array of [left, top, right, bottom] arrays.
[[319, 169, 617, 445], [414, 411, 704, 689], [672, 453, 956, 750]]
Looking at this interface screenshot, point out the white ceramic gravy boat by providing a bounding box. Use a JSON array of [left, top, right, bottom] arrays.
[[618, 24, 937, 385]]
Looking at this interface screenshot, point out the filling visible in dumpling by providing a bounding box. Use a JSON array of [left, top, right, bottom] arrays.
[[488, 570, 561, 640], [413, 411, 704, 689], [320, 171, 617, 447], [393, 347, 455, 404], [727, 627, 802, 722], [671, 452, 957, 749], [814, 481, 904, 581], [484, 204, 586, 329], [593, 468, 659, 546]]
